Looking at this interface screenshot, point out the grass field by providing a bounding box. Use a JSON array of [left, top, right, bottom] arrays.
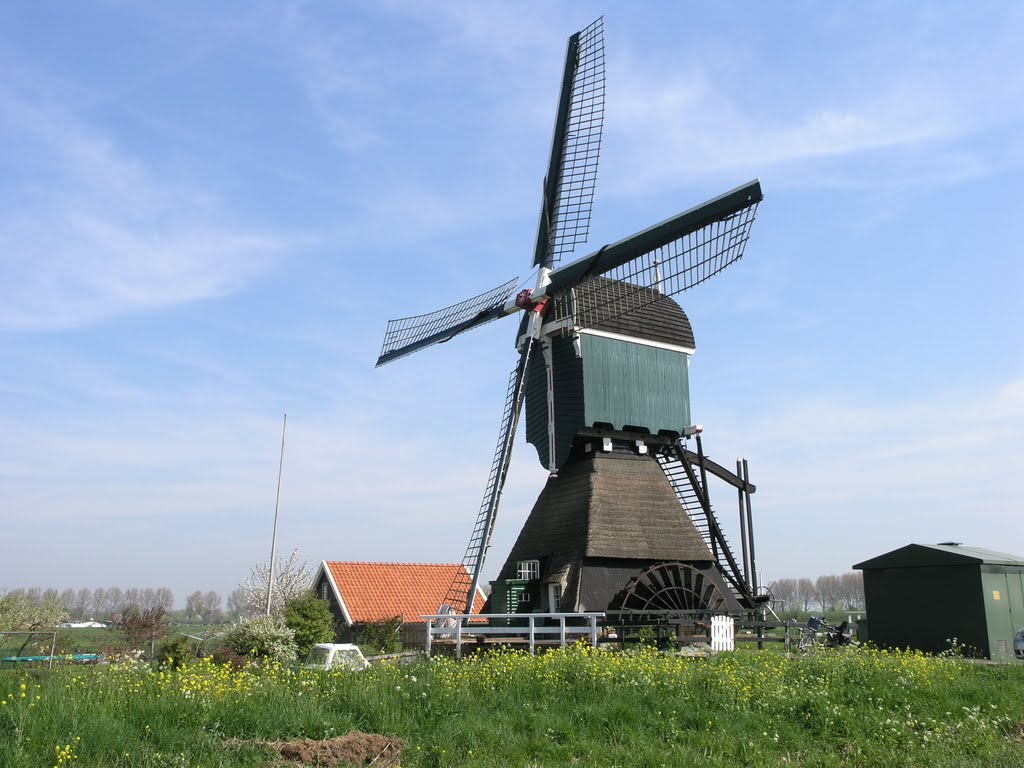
[[1, 644, 1022, 767]]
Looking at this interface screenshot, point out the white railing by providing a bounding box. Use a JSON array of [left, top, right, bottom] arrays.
[[710, 615, 735, 652], [422, 613, 604, 658]]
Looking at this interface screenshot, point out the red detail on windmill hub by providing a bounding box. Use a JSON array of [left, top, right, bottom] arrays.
[[516, 289, 550, 316]]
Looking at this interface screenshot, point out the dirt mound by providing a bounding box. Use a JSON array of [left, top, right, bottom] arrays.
[[232, 732, 405, 766]]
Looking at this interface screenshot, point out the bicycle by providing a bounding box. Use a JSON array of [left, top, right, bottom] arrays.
[[787, 617, 855, 653]]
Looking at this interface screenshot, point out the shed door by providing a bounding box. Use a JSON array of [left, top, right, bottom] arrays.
[[982, 572, 1017, 660], [1008, 570, 1024, 636]]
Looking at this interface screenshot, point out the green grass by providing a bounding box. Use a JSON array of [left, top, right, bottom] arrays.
[[1, 645, 1022, 767], [2, 624, 228, 664]]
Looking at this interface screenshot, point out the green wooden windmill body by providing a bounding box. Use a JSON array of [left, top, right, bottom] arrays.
[[523, 286, 696, 471]]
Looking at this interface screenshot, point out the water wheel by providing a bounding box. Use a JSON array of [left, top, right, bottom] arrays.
[[610, 562, 727, 616]]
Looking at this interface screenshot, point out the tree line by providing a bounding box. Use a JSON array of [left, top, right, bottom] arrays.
[[0, 586, 253, 627], [1, 549, 319, 633], [770, 572, 864, 613]]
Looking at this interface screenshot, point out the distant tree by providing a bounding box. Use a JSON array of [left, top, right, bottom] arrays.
[[283, 594, 335, 658], [185, 591, 205, 622], [237, 549, 314, 617], [183, 590, 224, 623], [91, 588, 108, 619], [72, 588, 92, 620], [106, 588, 124, 620], [839, 572, 864, 610], [122, 588, 142, 614], [796, 578, 816, 611], [59, 589, 76, 616], [815, 574, 843, 612], [227, 587, 252, 620], [201, 591, 223, 624], [771, 578, 797, 611], [154, 587, 175, 613]]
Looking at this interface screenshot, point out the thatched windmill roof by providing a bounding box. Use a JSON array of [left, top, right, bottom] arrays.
[[495, 447, 713, 608]]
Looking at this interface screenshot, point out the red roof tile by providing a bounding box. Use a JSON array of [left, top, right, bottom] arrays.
[[322, 561, 485, 623]]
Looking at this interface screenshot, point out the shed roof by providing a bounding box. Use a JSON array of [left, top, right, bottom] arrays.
[[853, 543, 1024, 570], [317, 561, 486, 623]]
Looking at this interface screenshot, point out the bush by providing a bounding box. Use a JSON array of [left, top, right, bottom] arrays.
[[283, 594, 335, 658], [357, 616, 403, 655], [155, 634, 197, 669], [221, 615, 297, 665]]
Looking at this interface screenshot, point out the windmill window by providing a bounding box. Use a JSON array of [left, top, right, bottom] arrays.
[[548, 583, 562, 612], [517, 560, 541, 580]]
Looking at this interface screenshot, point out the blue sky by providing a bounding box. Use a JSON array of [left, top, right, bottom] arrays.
[[2, 2, 1021, 606]]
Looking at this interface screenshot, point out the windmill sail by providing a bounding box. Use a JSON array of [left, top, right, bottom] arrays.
[[375, 277, 519, 367], [442, 336, 536, 613], [543, 180, 762, 329], [533, 17, 605, 270]]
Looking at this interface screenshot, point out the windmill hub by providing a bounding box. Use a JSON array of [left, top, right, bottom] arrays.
[[376, 17, 764, 619], [514, 288, 549, 315]]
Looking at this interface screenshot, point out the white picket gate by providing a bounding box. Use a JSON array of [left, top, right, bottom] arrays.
[[710, 615, 735, 652]]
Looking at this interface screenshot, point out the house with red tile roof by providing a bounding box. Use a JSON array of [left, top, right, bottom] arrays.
[[312, 561, 486, 646]]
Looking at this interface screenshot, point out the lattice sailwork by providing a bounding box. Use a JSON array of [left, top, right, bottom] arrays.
[[542, 17, 606, 267], [550, 195, 759, 330], [376, 277, 519, 367]]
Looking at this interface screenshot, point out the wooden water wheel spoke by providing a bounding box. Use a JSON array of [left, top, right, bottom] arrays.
[[684, 569, 700, 598]]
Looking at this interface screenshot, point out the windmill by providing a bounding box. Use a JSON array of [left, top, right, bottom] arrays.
[[376, 18, 764, 620]]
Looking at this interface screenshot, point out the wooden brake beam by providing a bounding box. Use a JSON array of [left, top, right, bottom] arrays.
[[680, 448, 756, 494]]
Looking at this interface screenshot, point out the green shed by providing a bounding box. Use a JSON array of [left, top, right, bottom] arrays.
[[853, 543, 1024, 661]]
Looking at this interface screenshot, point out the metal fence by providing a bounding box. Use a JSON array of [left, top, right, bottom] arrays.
[[422, 612, 604, 658]]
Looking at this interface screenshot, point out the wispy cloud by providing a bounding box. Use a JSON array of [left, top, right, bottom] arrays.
[[281, 6, 384, 154], [604, 63, 962, 195], [600, 6, 1023, 196], [0, 86, 286, 332], [701, 376, 1024, 579]]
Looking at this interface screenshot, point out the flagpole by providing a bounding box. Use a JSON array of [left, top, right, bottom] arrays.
[[266, 413, 287, 615]]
